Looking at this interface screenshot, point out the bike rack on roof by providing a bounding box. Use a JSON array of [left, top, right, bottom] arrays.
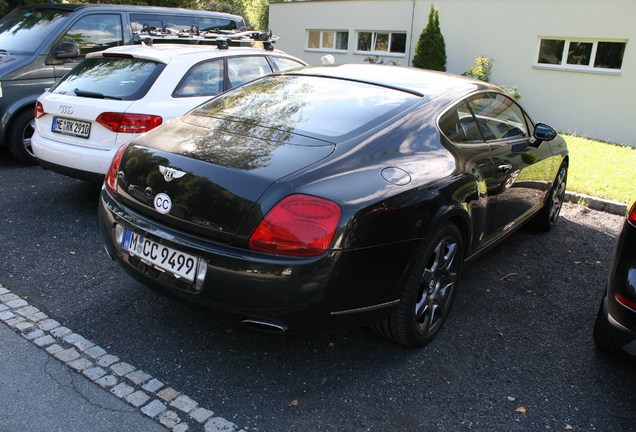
[[134, 27, 279, 51]]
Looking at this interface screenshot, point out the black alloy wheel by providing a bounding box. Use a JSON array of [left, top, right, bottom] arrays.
[[533, 163, 568, 231], [373, 223, 464, 347]]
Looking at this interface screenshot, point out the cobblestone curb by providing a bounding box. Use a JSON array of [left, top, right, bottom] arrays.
[[0, 285, 245, 432], [564, 191, 628, 216]]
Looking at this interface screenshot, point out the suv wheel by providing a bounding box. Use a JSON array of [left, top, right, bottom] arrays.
[[7, 109, 37, 165]]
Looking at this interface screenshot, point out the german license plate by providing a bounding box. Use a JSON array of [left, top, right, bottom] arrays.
[[51, 116, 91, 139], [122, 229, 198, 282]]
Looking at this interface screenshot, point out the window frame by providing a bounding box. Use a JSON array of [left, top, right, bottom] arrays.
[[306, 29, 349, 53], [535, 37, 627, 75], [438, 91, 533, 146], [354, 30, 407, 57]]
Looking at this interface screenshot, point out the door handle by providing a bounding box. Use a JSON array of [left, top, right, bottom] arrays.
[[498, 163, 512, 173]]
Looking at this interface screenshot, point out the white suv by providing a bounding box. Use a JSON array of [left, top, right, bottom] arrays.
[[32, 43, 305, 181]]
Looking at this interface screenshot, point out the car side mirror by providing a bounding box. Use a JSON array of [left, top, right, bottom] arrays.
[[534, 123, 557, 142], [55, 41, 81, 60]]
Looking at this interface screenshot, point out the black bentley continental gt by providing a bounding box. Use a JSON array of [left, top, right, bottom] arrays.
[[99, 64, 568, 347]]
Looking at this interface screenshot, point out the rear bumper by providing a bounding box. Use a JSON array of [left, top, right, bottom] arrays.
[[98, 189, 418, 332], [32, 131, 118, 178], [605, 219, 636, 355], [605, 296, 636, 356]]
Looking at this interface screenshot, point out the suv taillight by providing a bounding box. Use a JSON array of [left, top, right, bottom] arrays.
[[249, 195, 341, 257], [35, 101, 45, 119], [105, 144, 128, 194], [628, 202, 636, 227], [96, 112, 162, 133]]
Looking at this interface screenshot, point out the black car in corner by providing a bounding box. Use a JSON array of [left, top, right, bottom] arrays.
[[98, 64, 568, 347], [593, 201, 636, 357]]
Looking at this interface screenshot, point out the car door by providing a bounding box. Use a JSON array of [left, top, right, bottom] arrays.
[[438, 99, 501, 251], [466, 92, 554, 233]]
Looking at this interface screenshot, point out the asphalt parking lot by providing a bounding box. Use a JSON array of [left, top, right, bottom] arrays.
[[1, 150, 634, 432]]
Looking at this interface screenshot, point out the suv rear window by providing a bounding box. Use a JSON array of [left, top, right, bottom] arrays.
[[0, 7, 72, 53], [190, 75, 419, 141], [50, 57, 166, 101]]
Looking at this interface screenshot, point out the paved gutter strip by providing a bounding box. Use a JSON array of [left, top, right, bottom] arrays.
[[564, 191, 628, 216], [0, 285, 245, 432]]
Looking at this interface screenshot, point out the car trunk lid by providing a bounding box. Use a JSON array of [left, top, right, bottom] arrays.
[[114, 115, 335, 242]]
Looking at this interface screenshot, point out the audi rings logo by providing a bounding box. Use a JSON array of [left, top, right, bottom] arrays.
[[154, 193, 172, 214], [59, 105, 73, 116]]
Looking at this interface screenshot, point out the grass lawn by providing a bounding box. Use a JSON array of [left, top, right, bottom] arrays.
[[564, 135, 635, 204]]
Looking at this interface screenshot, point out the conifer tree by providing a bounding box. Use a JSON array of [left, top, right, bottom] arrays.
[[412, 5, 447, 71]]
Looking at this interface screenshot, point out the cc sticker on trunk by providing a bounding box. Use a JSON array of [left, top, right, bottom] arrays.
[[154, 193, 172, 214]]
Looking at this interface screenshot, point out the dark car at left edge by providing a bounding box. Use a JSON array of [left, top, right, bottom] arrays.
[[98, 64, 568, 347]]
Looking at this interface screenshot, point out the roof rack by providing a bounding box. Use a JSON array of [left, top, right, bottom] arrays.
[[134, 28, 279, 51]]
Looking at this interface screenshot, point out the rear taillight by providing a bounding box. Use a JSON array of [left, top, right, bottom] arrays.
[[96, 112, 162, 133], [105, 144, 128, 194], [35, 101, 45, 119], [616, 292, 636, 311], [627, 202, 636, 227], [249, 194, 341, 257]]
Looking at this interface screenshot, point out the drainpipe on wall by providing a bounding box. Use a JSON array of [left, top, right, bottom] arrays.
[[407, 0, 417, 66]]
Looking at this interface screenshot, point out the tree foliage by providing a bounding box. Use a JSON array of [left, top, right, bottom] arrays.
[[0, 0, 268, 29], [411, 5, 446, 71]]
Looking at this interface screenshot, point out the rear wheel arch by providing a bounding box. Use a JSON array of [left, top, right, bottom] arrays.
[[6, 104, 37, 165]]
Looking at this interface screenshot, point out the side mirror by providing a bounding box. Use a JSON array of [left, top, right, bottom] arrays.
[[534, 123, 557, 142], [55, 41, 80, 60]]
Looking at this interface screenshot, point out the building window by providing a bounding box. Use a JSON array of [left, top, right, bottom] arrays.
[[307, 30, 348, 51], [537, 38, 627, 72], [356, 31, 406, 55]]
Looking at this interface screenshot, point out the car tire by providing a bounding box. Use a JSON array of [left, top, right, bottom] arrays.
[[592, 296, 626, 357], [372, 223, 464, 347], [532, 162, 567, 231], [7, 109, 37, 165]]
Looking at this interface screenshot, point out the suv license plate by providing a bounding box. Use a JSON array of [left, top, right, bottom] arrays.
[[122, 229, 198, 283], [52, 116, 91, 139]]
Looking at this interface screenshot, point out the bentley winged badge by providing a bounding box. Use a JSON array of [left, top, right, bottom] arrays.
[[159, 166, 187, 182]]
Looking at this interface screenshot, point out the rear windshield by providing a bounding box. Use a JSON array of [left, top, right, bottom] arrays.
[[50, 57, 165, 101], [190, 75, 420, 141], [0, 7, 71, 54]]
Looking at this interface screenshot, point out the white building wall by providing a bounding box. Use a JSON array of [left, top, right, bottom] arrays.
[[269, 0, 636, 146]]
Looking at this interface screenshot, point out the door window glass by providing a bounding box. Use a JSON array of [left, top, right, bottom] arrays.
[[467, 93, 528, 141], [63, 14, 123, 55]]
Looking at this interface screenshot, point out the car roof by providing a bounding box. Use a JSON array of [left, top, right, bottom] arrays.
[[288, 64, 496, 99], [17, 3, 243, 20], [87, 44, 301, 65]]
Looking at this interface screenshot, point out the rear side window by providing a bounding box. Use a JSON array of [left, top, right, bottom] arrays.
[[62, 14, 123, 56], [173, 59, 225, 98], [50, 57, 165, 101], [195, 17, 239, 31], [130, 14, 193, 33], [227, 56, 273, 88], [0, 7, 72, 53], [270, 56, 305, 72], [439, 101, 484, 144]]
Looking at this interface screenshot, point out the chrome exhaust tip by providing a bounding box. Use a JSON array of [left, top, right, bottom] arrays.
[[241, 318, 289, 333]]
